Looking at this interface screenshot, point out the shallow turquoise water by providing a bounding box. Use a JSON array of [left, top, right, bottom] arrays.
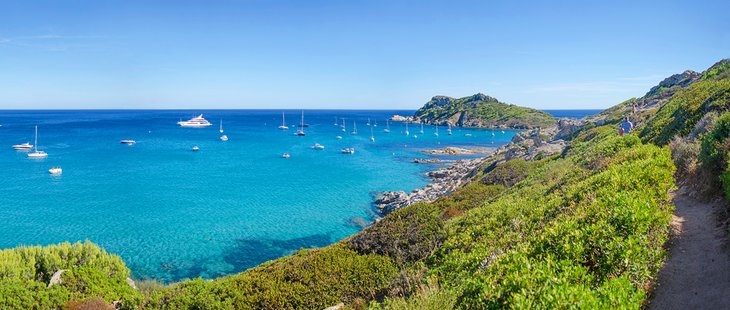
[[0, 110, 521, 281]]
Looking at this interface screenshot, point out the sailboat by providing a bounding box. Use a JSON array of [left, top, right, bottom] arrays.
[[351, 120, 358, 135], [295, 111, 306, 136], [374, 120, 378, 127], [384, 119, 391, 133], [278, 112, 289, 130], [419, 123, 424, 134], [334, 117, 339, 126], [27, 126, 48, 159], [370, 126, 375, 142], [405, 122, 409, 136], [341, 119, 346, 132], [220, 120, 228, 141], [447, 123, 452, 135], [367, 118, 371, 126], [434, 125, 439, 137]]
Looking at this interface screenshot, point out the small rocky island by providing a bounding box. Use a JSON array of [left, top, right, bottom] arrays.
[[399, 93, 556, 129]]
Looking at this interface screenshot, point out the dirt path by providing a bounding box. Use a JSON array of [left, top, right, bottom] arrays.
[[648, 192, 730, 309]]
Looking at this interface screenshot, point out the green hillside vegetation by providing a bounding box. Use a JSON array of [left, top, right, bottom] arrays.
[[413, 93, 556, 129], [2, 59, 729, 309]]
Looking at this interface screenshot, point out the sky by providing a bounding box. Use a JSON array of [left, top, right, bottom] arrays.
[[0, 0, 728, 110]]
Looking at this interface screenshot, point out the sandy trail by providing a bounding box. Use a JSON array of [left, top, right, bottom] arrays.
[[648, 193, 730, 309]]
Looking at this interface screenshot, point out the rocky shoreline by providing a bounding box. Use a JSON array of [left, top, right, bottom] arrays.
[[372, 118, 581, 216], [373, 156, 489, 215]]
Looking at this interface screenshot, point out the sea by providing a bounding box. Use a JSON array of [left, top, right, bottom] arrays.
[[0, 109, 599, 282]]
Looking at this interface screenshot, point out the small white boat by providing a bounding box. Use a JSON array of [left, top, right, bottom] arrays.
[[48, 167, 62, 175], [177, 114, 212, 127], [405, 122, 409, 136], [220, 135, 229, 141], [27, 126, 48, 159], [464, 133, 473, 137], [447, 123, 453, 135], [367, 118, 371, 126], [336, 135, 343, 139], [294, 111, 306, 136], [413, 134, 418, 139], [12, 142, 33, 150], [311, 143, 325, 150], [282, 153, 291, 158], [370, 127, 375, 142], [120, 140, 136, 145], [341, 148, 355, 154], [219, 119, 224, 133], [192, 146, 200, 151], [278, 112, 289, 130], [501, 130, 505, 134]]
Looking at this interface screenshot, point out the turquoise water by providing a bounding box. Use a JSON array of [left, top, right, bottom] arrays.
[[0, 110, 523, 282]]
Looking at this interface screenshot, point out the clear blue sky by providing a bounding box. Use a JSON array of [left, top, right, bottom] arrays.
[[0, 0, 728, 110]]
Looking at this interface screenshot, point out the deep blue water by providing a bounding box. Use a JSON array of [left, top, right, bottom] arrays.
[[544, 109, 602, 119], [0, 109, 594, 282]]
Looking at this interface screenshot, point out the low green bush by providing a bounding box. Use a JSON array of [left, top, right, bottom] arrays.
[[144, 245, 398, 309], [0, 241, 141, 309]]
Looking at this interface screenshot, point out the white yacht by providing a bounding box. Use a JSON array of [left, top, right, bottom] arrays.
[[311, 143, 325, 150], [27, 126, 48, 159], [120, 140, 136, 145], [178, 115, 212, 128], [341, 148, 355, 154], [48, 167, 62, 175], [12, 142, 33, 150], [278, 112, 289, 130], [192, 146, 200, 151], [282, 153, 291, 158], [220, 135, 229, 141]]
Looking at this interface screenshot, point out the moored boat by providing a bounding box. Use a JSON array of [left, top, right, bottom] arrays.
[[177, 114, 212, 127]]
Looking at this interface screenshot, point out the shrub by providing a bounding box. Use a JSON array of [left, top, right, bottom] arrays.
[[480, 159, 535, 187], [0, 241, 141, 309], [348, 203, 445, 265]]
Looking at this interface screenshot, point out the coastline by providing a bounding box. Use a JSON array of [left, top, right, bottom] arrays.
[[373, 118, 582, 216]]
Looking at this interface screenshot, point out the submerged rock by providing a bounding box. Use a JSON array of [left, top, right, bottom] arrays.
[[412, 158, 442, 163]]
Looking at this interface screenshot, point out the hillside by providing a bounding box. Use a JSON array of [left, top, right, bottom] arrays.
[[2, 59, 730, 309], [412, 93, 556, 129]]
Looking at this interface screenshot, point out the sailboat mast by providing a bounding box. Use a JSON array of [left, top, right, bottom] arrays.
[[34, 126, 38, 152]]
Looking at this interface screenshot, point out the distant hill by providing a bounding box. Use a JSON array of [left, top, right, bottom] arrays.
[[412, 93, 556, 129]]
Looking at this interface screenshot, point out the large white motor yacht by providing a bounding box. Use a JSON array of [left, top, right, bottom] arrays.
[[177, 115, 212, 128]]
